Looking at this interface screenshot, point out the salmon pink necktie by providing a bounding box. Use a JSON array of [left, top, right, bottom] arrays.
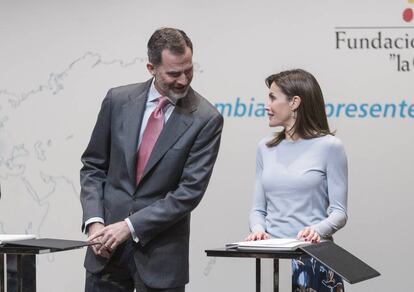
[[136, 96, 169, 184]]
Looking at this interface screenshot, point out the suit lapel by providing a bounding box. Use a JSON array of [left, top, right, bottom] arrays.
[[123, 80, 152, 182], [137, 89, 198, 187]]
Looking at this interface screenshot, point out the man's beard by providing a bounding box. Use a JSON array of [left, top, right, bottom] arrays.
[[168, 86, 190, 100], [157, 80, 191, 101]]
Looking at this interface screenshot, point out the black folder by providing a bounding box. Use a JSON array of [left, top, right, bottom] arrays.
[[300, 241, 380, 284], [4, 238, 97, 251]]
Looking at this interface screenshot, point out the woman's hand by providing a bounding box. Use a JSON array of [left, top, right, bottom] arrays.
[[296, 227, 320, 243], [245, 231, 270, 241]]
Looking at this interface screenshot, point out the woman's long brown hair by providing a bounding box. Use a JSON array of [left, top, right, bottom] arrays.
[[265, 69, 334, 147]]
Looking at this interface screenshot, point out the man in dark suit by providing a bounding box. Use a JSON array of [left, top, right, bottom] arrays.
[[80, 28, 223, 292]]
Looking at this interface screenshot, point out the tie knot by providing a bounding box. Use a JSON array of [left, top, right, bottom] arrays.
[[156, 96, 170, 110]]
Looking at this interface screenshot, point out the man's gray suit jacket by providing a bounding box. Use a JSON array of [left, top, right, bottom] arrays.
[[80, 79, 223, 289]]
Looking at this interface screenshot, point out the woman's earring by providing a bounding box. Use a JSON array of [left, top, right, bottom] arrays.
[[292, 110, 297, 119]]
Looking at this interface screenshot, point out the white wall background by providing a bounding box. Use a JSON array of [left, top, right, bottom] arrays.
[[1, 0, 413, 291]]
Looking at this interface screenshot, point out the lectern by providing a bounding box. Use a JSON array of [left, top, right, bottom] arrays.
[[206, 241, 380, 292], [0, 238, 94, 292]]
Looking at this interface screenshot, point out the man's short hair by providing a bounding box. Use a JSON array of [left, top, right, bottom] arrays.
[[147, 27, 193, 66]]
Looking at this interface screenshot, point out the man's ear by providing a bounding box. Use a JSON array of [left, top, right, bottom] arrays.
[[147, 63, 155, 76], [290, 95, 301, 111]]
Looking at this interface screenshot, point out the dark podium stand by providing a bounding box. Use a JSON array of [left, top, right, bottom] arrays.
[[0, 238, 94, 292], [206, 248, 303, 292], [206, 241, 380, 292]]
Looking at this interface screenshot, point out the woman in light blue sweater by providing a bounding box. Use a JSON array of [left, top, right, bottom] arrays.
[[247, 69, 348, 292]]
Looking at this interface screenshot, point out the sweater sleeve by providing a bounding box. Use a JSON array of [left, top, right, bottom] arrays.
[[313, 137, 348, 237], [249, 143, 267, 233]]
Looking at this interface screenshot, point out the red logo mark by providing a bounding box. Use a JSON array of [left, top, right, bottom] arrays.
[[403, 8, 413, 22]]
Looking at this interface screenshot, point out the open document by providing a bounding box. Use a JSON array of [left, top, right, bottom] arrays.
[[226, 238, 312, 251], [0, 234, 36, 244]]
